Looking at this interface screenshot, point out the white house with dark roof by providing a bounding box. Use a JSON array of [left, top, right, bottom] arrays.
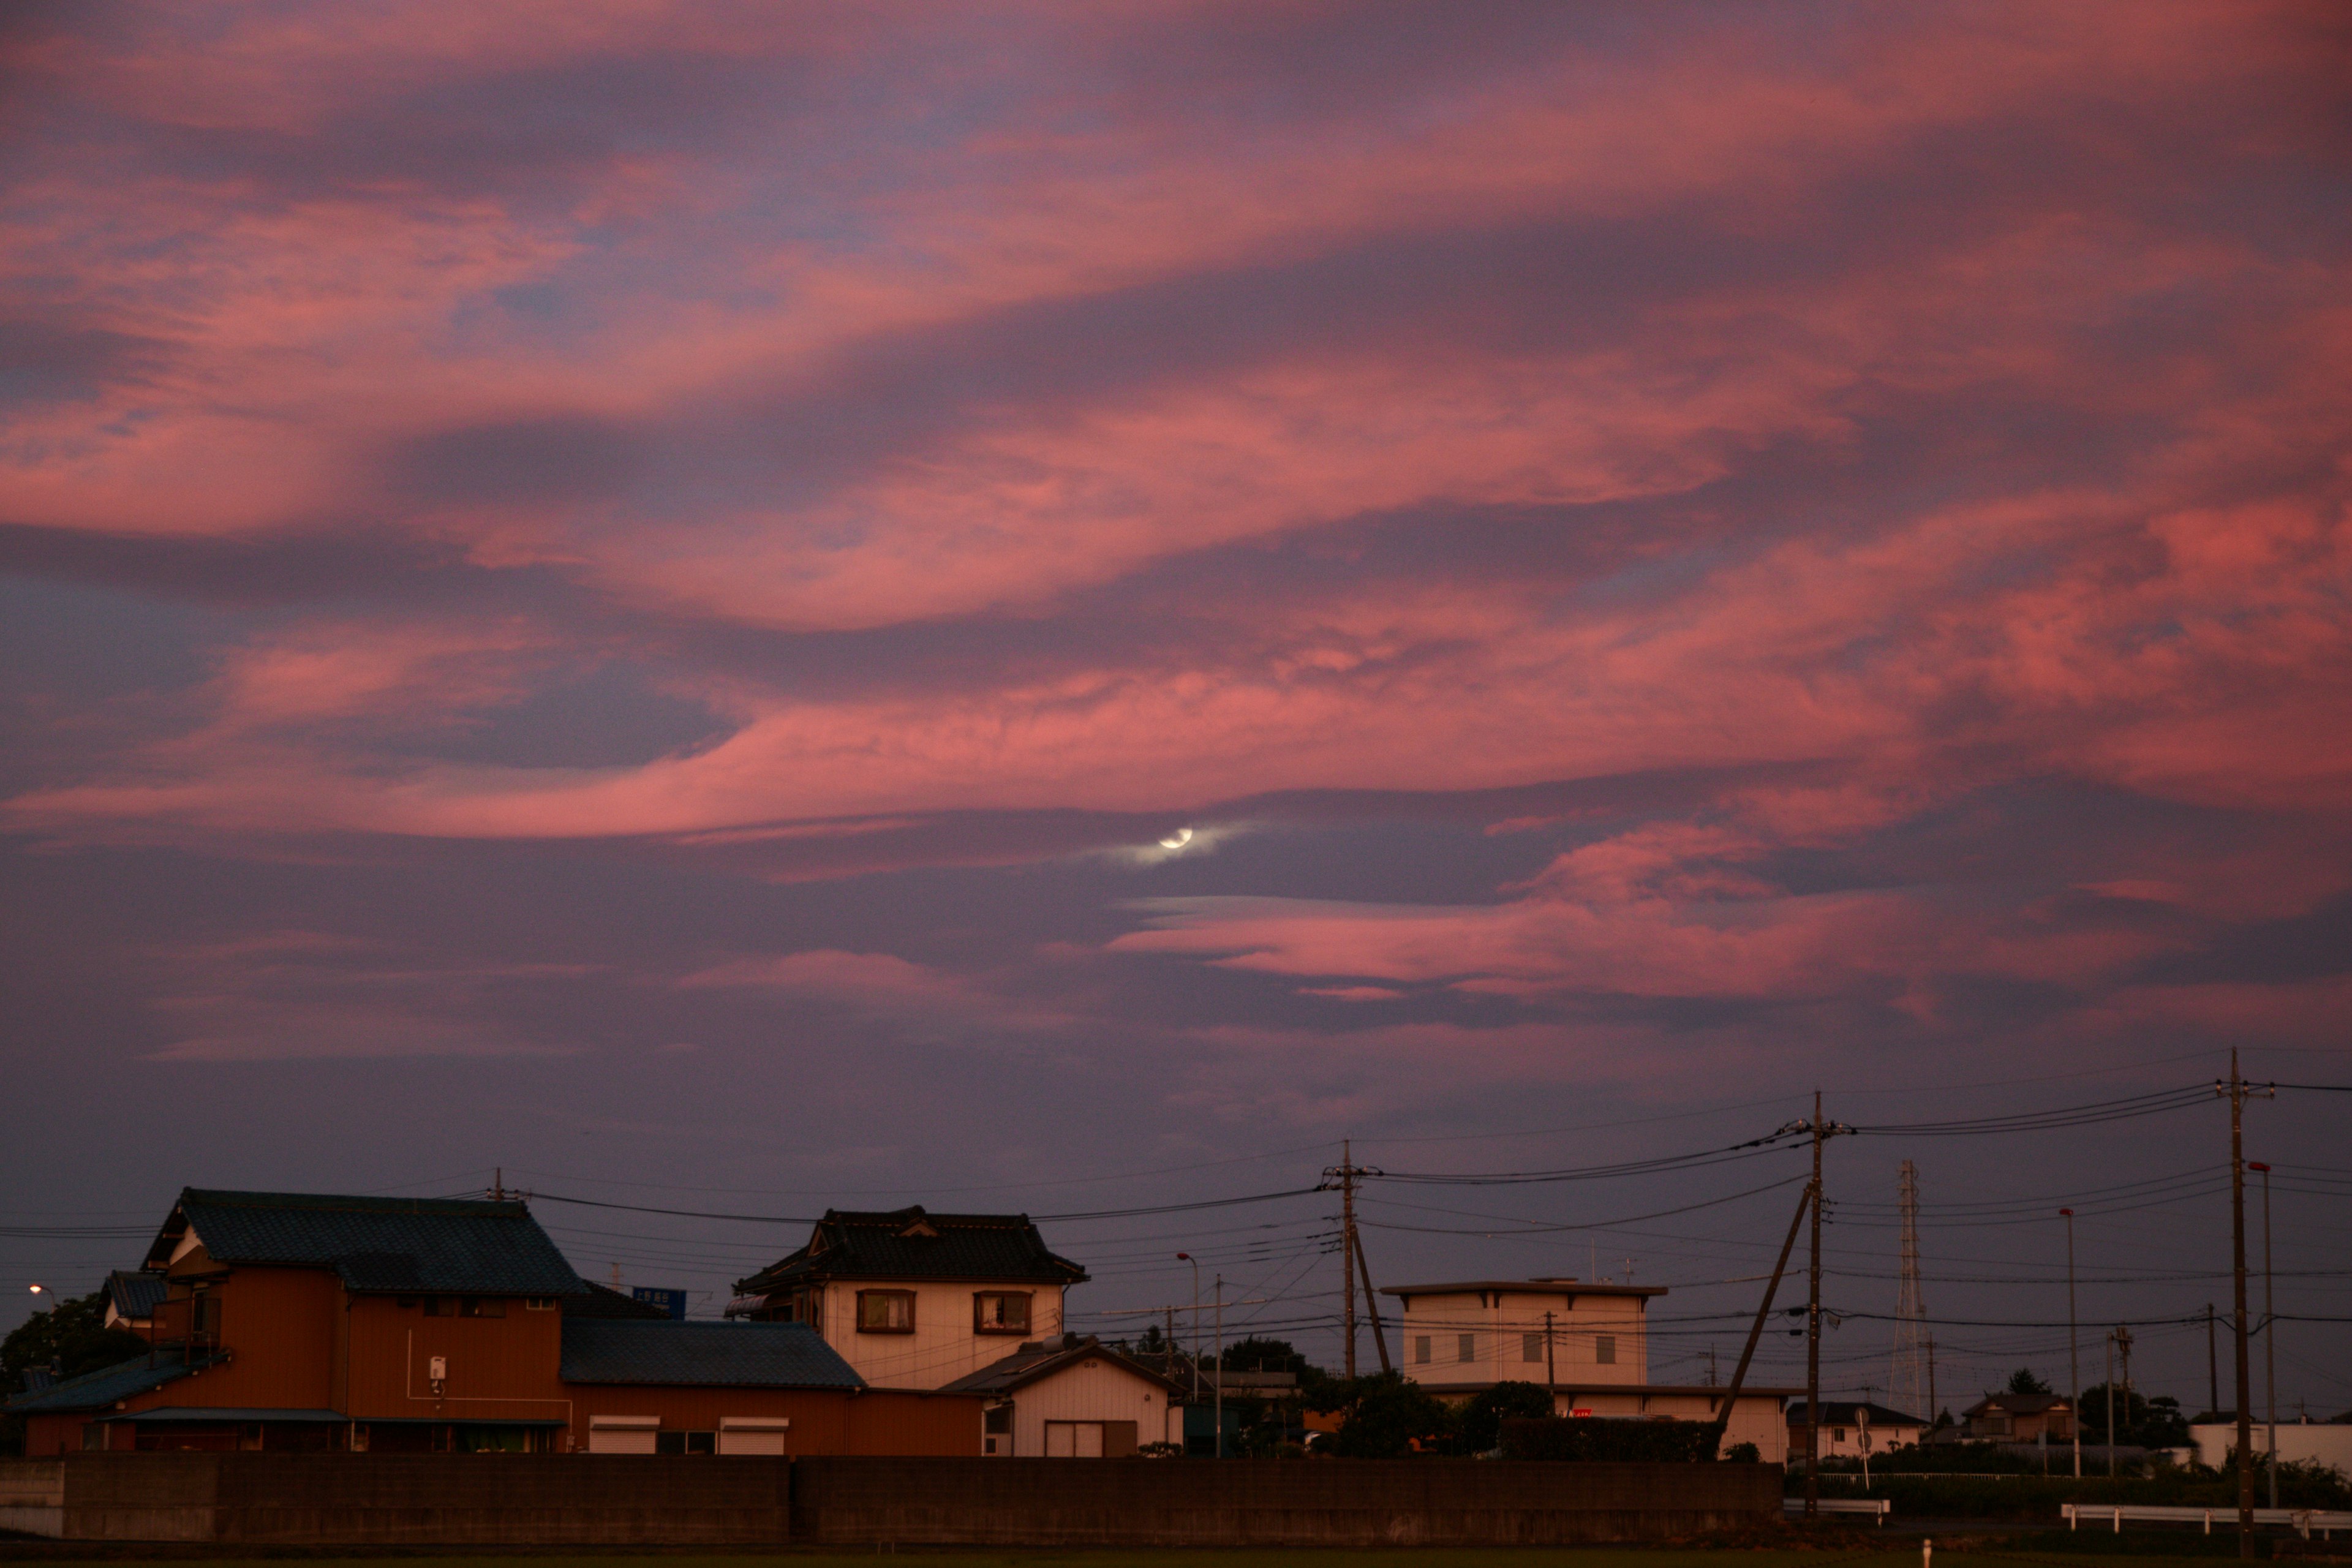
[[726, 1205, 1088, 1391], [940, 1336, 1183, 1456], [1382, 1277, 1795, 1462]]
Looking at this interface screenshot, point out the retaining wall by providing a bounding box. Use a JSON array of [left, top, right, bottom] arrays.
[[0, 1453, 1779, 1546], [796, 1457, 1777, 1546]]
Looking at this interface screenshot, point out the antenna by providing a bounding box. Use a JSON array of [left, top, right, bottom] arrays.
[[1891, 1159, 1928, 1420]]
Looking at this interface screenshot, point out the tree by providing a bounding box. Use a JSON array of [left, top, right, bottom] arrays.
[[1327, 1373, 1453, 1458], [1460, 1381, 1554, 1453], [2007, 1367, 2052, 1396], [1, 1290, 151, 1395], [1219, 1336, 1309, 1374], [2078, 1384, 2190, 1448]]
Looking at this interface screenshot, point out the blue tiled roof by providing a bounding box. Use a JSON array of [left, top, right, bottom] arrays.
[[5, 1351, 219, 1414], [151, 1189, 587, 1297], [106, 1269, 168, 1320], [559, 1319, 864, 1390], [736, 1206, 1086, 1297]]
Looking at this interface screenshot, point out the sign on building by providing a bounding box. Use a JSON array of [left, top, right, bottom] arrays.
[[631, 1287, 688, 1320]]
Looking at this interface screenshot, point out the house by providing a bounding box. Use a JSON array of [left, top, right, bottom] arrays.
[[1381, 1278, 1795, 1462], [4, 1188, 980, 1458], [940, 1336, 1183, 1456], [1785, 1400, 1928, 1458], [1961, 1392, 2074, 1442], [727, 1206, 1088, 1390], [100, 1270, 168, 1332]]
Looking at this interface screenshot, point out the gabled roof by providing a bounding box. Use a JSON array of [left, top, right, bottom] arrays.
[[733, 1205, 1086, 1297], [105, 1268, 168, 1321], [4, 1350, 222, 1415], [1788, 1400, 1928, 1427], [145, 1188, 587, 1297], [939, 1337, 1183, 1398], [559, 1319, 864, 1390]]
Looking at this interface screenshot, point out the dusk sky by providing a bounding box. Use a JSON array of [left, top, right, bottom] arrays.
[[2, 3, 2347, 1413]]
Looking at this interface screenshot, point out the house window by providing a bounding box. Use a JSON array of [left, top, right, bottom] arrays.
[[984, 1404, 1012, 1434], [1457, 1333, 1476, 1363], [459, 1297, 505, 1318], [1834, 1428, 1848, 1443], [655, 1430, 716, 1455], [526, 1298, 556, 1311], [1595, 1335, 1616, 1364], [1414, 1336, 1432, 1364], [424, 1297, 449, 1316], [974, 1292, 1032, 1334], [1523, 1332, 1544, 1363], [190, 1293, 220, 1334], [858, 1289, 916, 1333]]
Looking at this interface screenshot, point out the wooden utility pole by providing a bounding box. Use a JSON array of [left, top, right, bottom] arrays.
[[2219, 1050, 2272, 1556], [1352, 1226, 1392, 1373], [1806, 1090, 1825, 1521], [1545, 1310, 1558, 1400], [1703, 1182, 1811, 1460], [2206, 1303, 2218, 1419]]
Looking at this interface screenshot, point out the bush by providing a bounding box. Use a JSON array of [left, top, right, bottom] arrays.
[[1460, 1381, 1556, 1453], [1500, 1416, 1719, 1462], [1727, 1442, 1761, 1463], [1328, 1373, 1455, 1458]]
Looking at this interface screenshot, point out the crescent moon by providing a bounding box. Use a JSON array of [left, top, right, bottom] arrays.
[[1158, 827, 1194, 850]]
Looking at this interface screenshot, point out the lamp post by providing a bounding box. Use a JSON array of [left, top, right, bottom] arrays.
[[1213, 1274, 1226, 1459], [2249, 1162, 2277, 1509], [2061, 1208, 2080, 1478]]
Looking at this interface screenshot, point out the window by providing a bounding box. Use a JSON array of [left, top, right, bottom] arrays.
[[1414, 1335, 1432, 1364], [458, 1297, 505, 1318], [654, 1430, 716, 1455], [1834, 1427, 1848, 1443], [424, 1297, 449, 1316], [983, 1404, 1012, 1435], [858, 1289, 915, 1333], [190, 1294, 219, 1334], [1594, 1335, 1616, 1364], [1523, 1332, 1544, 1363], [526, 1297, 556, 1311], [974, 1292, 1032, 1334], [1457, 1333, 1476, 1363]]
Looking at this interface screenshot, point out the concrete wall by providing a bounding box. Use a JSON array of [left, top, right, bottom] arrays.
[[792, 1457, 1780, 1545], [1, 1452, 1780, 1545], [27, 1453, 792, 1544]]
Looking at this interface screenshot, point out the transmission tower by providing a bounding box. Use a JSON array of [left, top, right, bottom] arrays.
[[1891, 1159, 1928, 1419]]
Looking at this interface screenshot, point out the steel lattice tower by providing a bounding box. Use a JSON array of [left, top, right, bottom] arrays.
[[1891, 1159, 1928, 1419]]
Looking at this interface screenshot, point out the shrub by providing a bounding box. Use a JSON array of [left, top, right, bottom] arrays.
[[1329, 1373, 1455, 1458], [1500, 1415, 1718, 1462], [1460, 1381, 1556, 1453]]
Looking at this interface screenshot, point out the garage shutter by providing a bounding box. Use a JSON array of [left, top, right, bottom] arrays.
[[587, 1415, 658, 1454]]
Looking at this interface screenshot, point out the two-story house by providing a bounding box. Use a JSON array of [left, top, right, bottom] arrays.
[[726, 1207, 1088, 1390], [6, 1188, 980, 1458], [1382, 1277, 1795, 1461]]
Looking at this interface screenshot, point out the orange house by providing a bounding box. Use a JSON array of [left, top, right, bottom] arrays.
[[8, 1189, 979, 1458]]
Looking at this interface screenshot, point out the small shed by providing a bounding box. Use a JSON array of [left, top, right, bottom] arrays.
[[941, 1337, 1182, 1457]]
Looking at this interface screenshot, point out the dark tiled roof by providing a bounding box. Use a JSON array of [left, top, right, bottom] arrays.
[[1962, 1393, 2071, 1416], [148, 1188, 587, 1297], [734, 1205, 1087, 1296], [106, 1269, 168, 1320], [1788, 1400, 1928, 1426], [559, 1319, 864, 1389], [939, 1338, 1183, 1397], [562, 1281, 673, 1319], [4, 1351, 220, 1414]]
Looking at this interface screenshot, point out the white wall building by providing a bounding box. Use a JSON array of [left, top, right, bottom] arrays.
[[1383, 1278, 1794, 1463], [943, 1338, 1183, 1456], [726, 1205, 1087, 1391], [2186, 1421, 2352, 1477]]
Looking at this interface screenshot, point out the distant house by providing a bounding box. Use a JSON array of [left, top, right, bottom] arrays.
[[4, 1188, 980, 1458], [941, 1336, 1182, 1456], [728, 1206, 1088, 1391], [1786, 1400, 1928, 1458], [1962, 1392, 2075, 1442], [100, 1269, 168, 1332], [1382, 1278, 1795, 1462]]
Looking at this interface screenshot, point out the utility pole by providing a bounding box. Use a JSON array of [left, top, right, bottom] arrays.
[[1319, 1142, 1384, 1379], [1806, 1090, 1827, 1521], [2062, 1207, 2080, 1477], [1702, 1180, 1812, 1461], [2219, 1049, 2273, 1556], [2106, 1330, 2116, 1480], [1354, 1226, 1393, 1373], [1546, 1310, 1559, 1403], [1177, 1253, 1201, 1402], [2117, 1324, 2134, 1451], [2206, 1304, 2218, 1419], [1927, 1335, 1937, 1431], [2250, 1161, 2277, 1509], [1213, 1274, 1225, 1460]]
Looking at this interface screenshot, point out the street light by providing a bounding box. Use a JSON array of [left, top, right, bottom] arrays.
[[2060, 1208, 2080, 1479], [2249, 1162, 2277, 1508]]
